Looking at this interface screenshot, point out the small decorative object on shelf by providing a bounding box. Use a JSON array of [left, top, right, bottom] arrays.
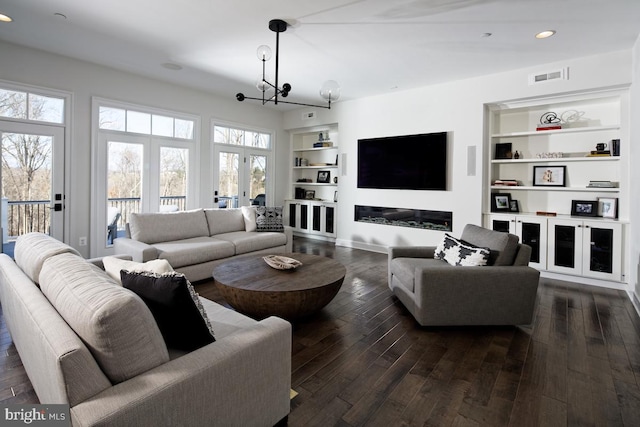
[[509, 200, 520, 213], [537, 112, 562, 131], [533, 165, 566, 187], [513, 151, 520, 159], [536, 152, 563, 158], [587, 142, 611, 157], [334, 191, 338, 202], [305, 190, 315, 199], [611, 139, 620, 156], [535, 211, 557, 216], [571, 200, 598, 217]]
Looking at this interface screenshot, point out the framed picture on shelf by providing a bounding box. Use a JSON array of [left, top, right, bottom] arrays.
[[509, 200, 520, 213], [571, 200, 598, 217], [491, 192, 512, 212], [598, 197, 618, 219], [533, 165, 566, 187], [317, 170, 331, 183], [305, 190, 315, 200]]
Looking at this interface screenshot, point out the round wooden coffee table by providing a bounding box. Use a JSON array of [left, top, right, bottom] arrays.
[[212, 253, 346, 319]]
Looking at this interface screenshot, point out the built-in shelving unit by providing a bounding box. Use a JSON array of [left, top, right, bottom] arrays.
[[286, 125, 339, 241], [484, 89, 629, 287]]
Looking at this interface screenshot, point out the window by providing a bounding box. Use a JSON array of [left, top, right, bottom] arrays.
[[0, 89, 64, 124], [94, 98, 199, 254]]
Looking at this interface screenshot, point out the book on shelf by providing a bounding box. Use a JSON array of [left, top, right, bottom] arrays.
[[587, 180, 617, 188], [493, 179, 519, 186], [587, 150, 611, 157], [313, 141, 333, 148], [536, 125, 562, 131]]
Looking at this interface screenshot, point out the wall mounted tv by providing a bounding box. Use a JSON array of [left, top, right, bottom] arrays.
[[357, 131, 447, 190]]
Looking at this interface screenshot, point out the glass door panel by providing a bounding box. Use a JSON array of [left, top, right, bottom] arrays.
[[159, 147, 188, 211], [554, 224, 576, 268], [588, 227, 614, 274], [1, 123, 64, 256], [218, 151, 239, 208], [248, 154, 267, 205], [325, 206, 335, 234], [521, 222, 541, 264], [107, 141, 143, 245]]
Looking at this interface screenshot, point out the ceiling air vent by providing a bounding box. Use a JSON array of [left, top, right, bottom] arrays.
[[528, 67, 569, 85]]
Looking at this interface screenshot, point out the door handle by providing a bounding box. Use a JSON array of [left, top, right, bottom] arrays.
[[49, 203, 62, 211]]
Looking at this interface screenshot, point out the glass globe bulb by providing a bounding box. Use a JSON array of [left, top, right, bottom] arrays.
[[256, 45, 272, 61], [256, 75, 272, 92], [320, 80, 341, 102]]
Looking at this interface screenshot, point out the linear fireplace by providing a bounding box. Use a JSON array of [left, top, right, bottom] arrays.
[[354, 205, 452, 231]]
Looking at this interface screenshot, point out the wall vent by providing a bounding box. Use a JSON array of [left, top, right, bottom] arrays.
[[528, 67, 569, 85]]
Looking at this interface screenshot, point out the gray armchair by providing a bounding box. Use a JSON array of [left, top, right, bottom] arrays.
[[388, 224, 540, 326]]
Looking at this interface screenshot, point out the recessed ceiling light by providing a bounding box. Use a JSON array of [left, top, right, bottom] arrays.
[[535, 30, 556, 39], [0, 13, 13, 22], [482, 32, 492, 38], [161, 62, 183, 71]]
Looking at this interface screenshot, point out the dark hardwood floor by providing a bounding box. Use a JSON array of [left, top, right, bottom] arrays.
[[2, 237, 640, 426]]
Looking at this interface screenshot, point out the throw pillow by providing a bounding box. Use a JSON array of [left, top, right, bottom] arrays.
[[103, 257, 174, 284], [434, 234, 490, 267], [121, 271, 216, 351], [241, 205, 258, 232], [256, 206, 284, 232]]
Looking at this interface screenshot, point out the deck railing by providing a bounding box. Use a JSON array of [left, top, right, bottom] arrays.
[[2, 196, 187, 240]]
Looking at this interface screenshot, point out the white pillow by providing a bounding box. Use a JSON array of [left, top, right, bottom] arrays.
[[434, 234, 490, 267], [241, 205, 257, 232], [102, 257, 174, 284]]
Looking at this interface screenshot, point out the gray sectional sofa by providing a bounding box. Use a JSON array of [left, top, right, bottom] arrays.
[[114, 208, 292, 282], [0, 232, 292, 426]]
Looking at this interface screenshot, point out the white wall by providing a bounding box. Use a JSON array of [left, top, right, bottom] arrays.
[[284, 49, 634, 254], [631, 35, 640, 304], [0, 40, 288, 257]]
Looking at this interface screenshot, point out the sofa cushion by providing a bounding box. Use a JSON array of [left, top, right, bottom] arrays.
[[460, 224, 519, 266], [390, 257, 450, 292], [14, 232, 81, 284], [153, 237, 236, 268], [121, 271, 215, 351], [435, 234, 490, 267], [199, 296, 259, 340], [256, 206, 284, 232], [205, 208, 246, 235], [39, 253, 169, 384], [129, 209, 209, 244], [102, 256, 174, 284], [214, 231, 287, 255], [241, 206, 258, 232]]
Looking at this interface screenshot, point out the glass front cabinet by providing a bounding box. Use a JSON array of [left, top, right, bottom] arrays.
[[547, 218, 622, 281], [285, 200, 336, 239], [488, 214, 547, 270]]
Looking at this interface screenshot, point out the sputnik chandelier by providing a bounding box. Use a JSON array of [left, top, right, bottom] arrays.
[[235, 19, 340, 109]]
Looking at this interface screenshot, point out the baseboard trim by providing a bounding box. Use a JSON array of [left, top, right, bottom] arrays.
[[335, 239, 388, 254]]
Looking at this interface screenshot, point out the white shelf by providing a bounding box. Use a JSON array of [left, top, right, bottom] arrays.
[[294, 165, 338, 169], [293, 146, 337, 152], [490, 186, 619, 192], [292, 182, 337, 187], [491, 156, 620, 164], [491, 124, 620, 138]]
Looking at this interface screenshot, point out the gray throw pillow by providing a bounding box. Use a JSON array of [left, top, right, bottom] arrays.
[[256, 206, 284, 232]]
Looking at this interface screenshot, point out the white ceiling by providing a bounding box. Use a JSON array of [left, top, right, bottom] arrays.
[[1, 0, 639, 108]]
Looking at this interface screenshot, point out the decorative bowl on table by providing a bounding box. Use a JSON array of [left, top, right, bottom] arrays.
[[263, 255, 303, 270]]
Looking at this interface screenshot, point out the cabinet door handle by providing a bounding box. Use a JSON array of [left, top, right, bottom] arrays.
[[585, 225, 590, 228]]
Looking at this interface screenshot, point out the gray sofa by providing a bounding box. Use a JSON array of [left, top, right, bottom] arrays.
[[0, 233, 291, 426], [388, 224, 540, 326], [114, 208, 292, 282]]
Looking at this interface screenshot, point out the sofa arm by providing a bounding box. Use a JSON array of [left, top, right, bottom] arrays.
[[283, 226, 293, 252], [415, 265, 540, 325], [388, 246, 436, 261], [112, 238, 158, 262], [70, 316, 292, 427]]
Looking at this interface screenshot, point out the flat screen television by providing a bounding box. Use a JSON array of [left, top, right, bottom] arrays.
[[357, 132, 447, 190]]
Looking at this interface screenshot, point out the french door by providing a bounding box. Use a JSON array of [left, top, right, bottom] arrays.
[[214, 146, 268, 208], [0, 121, 65, 253]]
